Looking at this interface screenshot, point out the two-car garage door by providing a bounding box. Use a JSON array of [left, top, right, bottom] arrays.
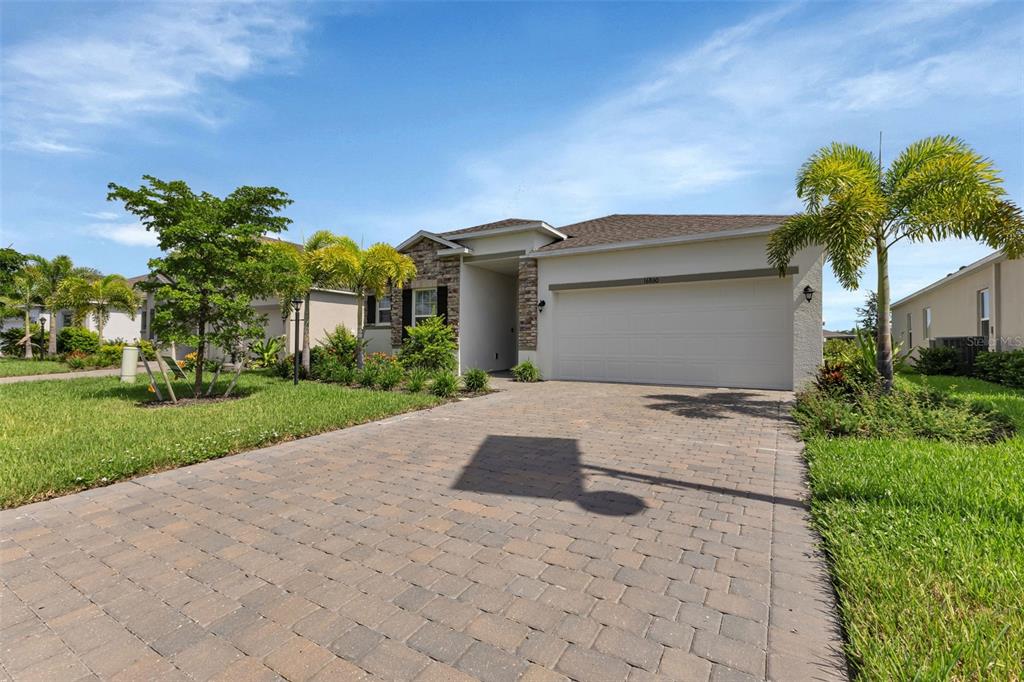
[[551, 277, 793, 390]]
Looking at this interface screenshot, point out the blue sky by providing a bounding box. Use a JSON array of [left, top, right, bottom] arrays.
[[1, 1, 1021, 329]]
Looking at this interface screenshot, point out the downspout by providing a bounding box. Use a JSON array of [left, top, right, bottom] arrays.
[[993, 260, 1002, 352]]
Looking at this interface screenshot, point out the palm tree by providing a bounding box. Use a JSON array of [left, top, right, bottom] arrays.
[[58, 274, 141, 341], [316, 239, 416, 367], [0, 265, 44, 358], [768, 136, 1024, 391], [267, 232, 349, 374], [30, 255, 99, 355]]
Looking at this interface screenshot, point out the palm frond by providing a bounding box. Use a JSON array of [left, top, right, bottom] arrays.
[[796, 142, 881, 211]]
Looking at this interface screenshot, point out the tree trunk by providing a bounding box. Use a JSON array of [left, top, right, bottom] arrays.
[[356, 292, 365, 369], [875, 239, 894, 392], [22, 308, 33, 359], [95, 311, 105, 343], [194, 306, 207, 398], [48, 307, 58, 356], [302, 292, 311, 375]]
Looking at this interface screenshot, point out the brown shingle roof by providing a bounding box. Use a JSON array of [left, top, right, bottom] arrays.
[[442, 218, 544, 237], [536, 214, 789, 252]]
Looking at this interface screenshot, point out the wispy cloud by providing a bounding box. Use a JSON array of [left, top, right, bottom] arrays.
[[2, 3, 307, 153], [375, 1, 1018, 234], [82, 213, 157, 248]]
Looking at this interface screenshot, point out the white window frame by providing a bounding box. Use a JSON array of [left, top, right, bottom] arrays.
[[978, 288, 990, 337], [922, 307, 931, 340], [377, 295, 391, 325], [413, 288, 437, 326]]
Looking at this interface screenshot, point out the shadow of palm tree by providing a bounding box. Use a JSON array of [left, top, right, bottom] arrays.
[[644, 391, 785, 420]]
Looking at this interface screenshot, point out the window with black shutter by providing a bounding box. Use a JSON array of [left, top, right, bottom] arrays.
[[366, 295, 376, 325], [402, 289, 413, 339]]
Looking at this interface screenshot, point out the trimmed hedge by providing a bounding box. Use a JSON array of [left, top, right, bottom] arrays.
[[974, 350, 1024, 389]]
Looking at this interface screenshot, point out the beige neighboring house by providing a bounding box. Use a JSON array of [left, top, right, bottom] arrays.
[[892, 251, 1023, 354], [134, 273, 365, 360], [380, 215, 823, 390]]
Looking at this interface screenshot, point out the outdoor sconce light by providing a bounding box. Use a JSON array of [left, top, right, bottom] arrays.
[[291, 298, 303, 385], [537, 300, 546, 311], [803, 285, 815, 303]]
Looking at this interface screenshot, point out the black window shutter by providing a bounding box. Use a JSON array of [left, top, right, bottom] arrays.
[[436, 286, 448, 323], [366, 295, 376, 325], [402, 288, 413, 339]]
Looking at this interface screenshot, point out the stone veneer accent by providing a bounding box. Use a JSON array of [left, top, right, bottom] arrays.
[[518, 258, 538, 351], [390, 237, 461, 348]]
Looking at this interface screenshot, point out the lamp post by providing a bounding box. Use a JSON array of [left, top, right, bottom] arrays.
[[291, 298, 303, 385], [37, 316, 47, 357]]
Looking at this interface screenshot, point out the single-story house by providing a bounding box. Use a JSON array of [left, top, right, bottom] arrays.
[[823, 329, 855, 340], [892, 250, 1023, 353], [371, 215, 823, 390]]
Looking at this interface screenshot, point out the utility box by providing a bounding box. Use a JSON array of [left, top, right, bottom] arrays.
[[120, 346, 139, 383]]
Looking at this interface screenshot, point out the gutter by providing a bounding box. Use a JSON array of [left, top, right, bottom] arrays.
[[522, 224, 780, 259]]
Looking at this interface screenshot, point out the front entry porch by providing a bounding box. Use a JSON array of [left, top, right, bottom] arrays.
[[460, 256, 519, 372]]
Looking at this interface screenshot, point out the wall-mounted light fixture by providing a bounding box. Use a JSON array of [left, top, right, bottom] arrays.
[[537, 300, 546, 311], [803, 285, 815, 303]]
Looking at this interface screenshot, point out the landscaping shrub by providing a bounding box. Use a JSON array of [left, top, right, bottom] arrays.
[[405, 368, 429, 393], [319, 325, 362, 368], [431, 371, 459, 398], [399, 316, 457, 371], [511, 360, 542, 382], [57, 327, 100, 355], [94, 344, 125, 367], [355, 365, 379, 389], [1, 325, 43, 356], [274, 355, 296, 379], [65, 351, 90, 370], [913, 346, 961, 375], [250, 336, 284, 369], [823, 337, 855, 364], [974, 349, 1024, 389], [310, 347, 354, 383], [462, 368, 490, 392], [377, 363, 404, 390], [794, 379, 1013, 443]]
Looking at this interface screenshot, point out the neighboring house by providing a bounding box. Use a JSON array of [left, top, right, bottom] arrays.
[[823, 329, 855, 340], [892, 251, 1023, 354], [382, 215, 823, 390]]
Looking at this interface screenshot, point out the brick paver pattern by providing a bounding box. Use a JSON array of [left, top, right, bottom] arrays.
[[1, 379, 846, 681]]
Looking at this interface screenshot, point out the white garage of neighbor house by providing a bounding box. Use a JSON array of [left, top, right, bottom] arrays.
[[384, 215, 823, 390]]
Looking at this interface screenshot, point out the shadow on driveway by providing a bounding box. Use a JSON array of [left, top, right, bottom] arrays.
[[453, 435, 805, 517], [644, 391, 785, 420]]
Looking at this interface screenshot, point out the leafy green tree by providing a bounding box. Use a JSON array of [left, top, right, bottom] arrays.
[[106, 175, 292, 396], [855, 290, 878, 338], [315, 239, 416, 367], [267, 231, 346, 374], [0, 265, 43, 358], [30, 255, 99, 355], [0, 248, 27, 321], [58, 274, 139, 342], [768, 136, 1024, 391]]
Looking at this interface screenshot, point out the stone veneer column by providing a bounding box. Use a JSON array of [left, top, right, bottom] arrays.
[[518, 258, 538, 351]]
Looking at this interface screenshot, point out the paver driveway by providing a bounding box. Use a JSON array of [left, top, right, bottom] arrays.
[[1, 380, 846, 681]]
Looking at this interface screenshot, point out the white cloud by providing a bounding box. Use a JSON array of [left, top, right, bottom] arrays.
[[85, 221, 158, 247], [3, 3, 307, 153], [83, 211, 120, 221], [368, 1, 1017, 235]]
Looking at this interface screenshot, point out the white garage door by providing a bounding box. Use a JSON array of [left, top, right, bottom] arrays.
[[551, 277, 793, 389]]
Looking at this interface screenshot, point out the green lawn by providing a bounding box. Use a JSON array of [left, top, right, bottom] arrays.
[[804, 374, 1024, 680], [0, 372, 441, 508], [0, 358, 71, 377]]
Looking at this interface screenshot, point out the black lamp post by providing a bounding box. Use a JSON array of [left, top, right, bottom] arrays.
[[38, 316, 47, 355], [291, 298, 303, 385]]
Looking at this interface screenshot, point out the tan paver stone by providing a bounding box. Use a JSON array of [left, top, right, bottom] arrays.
[[0, 379, 845, 681]]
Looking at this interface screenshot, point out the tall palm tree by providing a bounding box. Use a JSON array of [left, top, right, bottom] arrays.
[[0, 265, 44, 358], [58, 274, 140, 341], [30, 255, 99, 355], [268, 232, 351, 374], [316, 239, 416, 367], [768, 136, 1024, 391]]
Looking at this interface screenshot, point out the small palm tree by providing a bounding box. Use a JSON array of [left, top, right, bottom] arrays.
[[58, 274, 140, 341], [0, 266, 44, 358], [316, 239, 416, 367], [769, 136, 1024, 391], [30, 255, 99, 355]]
